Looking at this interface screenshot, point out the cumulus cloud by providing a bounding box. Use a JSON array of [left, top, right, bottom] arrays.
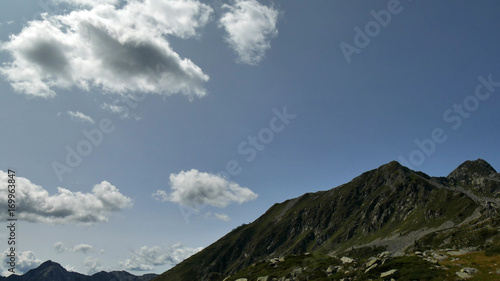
[[153, 169, 257, 208], [74, 244, 94, 253], [54, 242, 95, 253], [219, 0, 279, 65], [1, 251, 41, 276], [0, 0, 211, 98], [64, 264, 77, 272], [67, 110, 94, 123], [119, 243, 203, 271], [151, 189, 169, 202], [84, 256, 103, 275], [54, 242, 66, 253], [0, 170, 132, 224]]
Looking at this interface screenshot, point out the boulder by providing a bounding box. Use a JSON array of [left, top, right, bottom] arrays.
[[341, 256, 355, 264], [432, 253, 448, 261], [380, 269, 398, 278], [364, 263, 378, 273], [460, 267, 478, 274], [378, 251, 391, 258], [455, 271, 472, 279], [256, 276, 269, 281], [365, 257, 379, 267]]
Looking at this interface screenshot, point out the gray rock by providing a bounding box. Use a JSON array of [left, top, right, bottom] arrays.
[[326, 265, 339, 274], [341, 256, 355, 264], [460, 267, 478, 274], [432, 253, 448, 261], [257, 276, 269, 281], [426, 257, 439, 264], [378, 251, 391, 258], [380, 269, 398, 278], [455, 271, 472, 279], [364, 263, 378, 273], [365, 257, 379, 267]]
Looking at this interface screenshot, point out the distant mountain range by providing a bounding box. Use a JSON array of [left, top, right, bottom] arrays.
[[2, 260, 157, 281], [151, 159, 500, 281]]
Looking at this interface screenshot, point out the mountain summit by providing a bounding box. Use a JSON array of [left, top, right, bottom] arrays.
[[153, 159, 500, 281], [448, 158, 497, 179], [447, 159, 500, 198]]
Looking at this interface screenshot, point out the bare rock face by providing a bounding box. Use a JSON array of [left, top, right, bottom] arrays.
[[446, 159, 500, 198]]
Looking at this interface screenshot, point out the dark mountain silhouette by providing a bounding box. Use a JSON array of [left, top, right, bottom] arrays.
[[1, 260, 157, 281]]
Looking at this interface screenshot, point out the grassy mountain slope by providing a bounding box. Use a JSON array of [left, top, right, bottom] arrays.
[[153, 159, 499, 281]]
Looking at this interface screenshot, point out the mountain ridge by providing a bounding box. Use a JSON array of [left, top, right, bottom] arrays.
[[153, 159, 500, 281], [1, 260, 157, 281]]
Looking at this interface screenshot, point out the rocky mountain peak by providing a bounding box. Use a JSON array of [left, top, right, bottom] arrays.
[[351, 160, 417, 188], [37, 260, 60, 269], [447, 159, 497, 180]]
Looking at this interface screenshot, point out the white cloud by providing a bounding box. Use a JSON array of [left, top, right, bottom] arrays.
[[73, 244, 94, 253], [154, 169, 258, 208], [0, 0, 211, 99], [64, 264, 77, 272], [219, 0, 279, 65], [204, 211, 231, 221], [55, 242, 94, 253], [0, 170, 132, 224], [101, 101, 142, 120], [119, 243, 203, 271], [84, 256, 103, 275], [152, 189, 169, 202], [1, 251, 41, 276], [214, 212, 231, 221], [54, 0, 119, 8], [54, 242, 66, 253], [67, 110, 94, 123]]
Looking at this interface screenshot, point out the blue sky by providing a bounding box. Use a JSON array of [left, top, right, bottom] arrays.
[[0, 0, 499, 276]]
